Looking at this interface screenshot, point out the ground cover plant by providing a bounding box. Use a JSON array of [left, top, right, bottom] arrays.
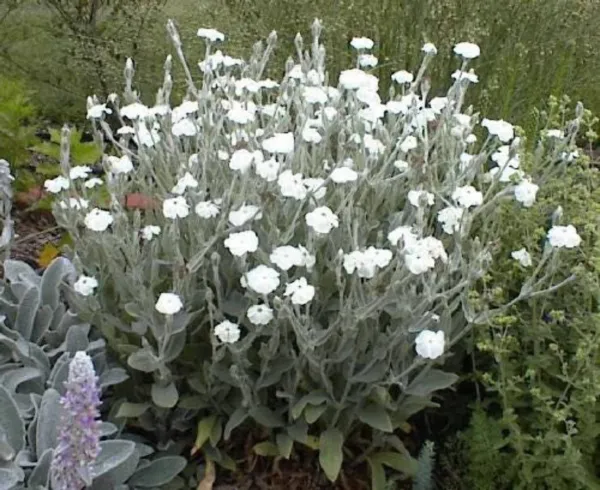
[[0, 16, 590, 489]]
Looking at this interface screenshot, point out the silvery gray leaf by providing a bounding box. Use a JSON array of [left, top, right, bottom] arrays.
[[91, 440, 138, 485], [39, 257, 76, 309], [99, 422, 119, 438], [126, 455, 187, 487], [151, 382, 178, 409], [36, 389, 62, 459], [99, 368, 129, 389], [0, 386, 25, 457], [28, 448, 53, 488], [14, 287, 41, 341], [65, 323, 90, 353]]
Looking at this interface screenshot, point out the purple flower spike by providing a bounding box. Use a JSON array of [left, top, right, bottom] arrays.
[[50, 351, 102, 490]]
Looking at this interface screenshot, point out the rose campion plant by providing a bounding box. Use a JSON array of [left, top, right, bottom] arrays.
[[54, 20, 584, 483]]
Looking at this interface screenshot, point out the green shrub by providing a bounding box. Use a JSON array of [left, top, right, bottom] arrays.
[[42, 22, 591, 487]]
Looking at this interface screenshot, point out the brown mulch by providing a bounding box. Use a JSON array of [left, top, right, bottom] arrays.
[[9, 206, 61, 269]]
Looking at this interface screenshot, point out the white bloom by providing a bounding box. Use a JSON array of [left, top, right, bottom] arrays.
[[388, 226, 419, 248], [59, 198, 89, 210], [454, 42, 480, 59], [343, 247, 392, 278], [330, 167, 358, 183], [228, 204, 262, 227], [262, 132, 295, 154], [134, 122, 161, 147], [560, 150, 579, 162], [392, 70, 414, 84], [358, 54, 378, 67], [278, 170, 307, 200], [404, 237, 447, 275], [303, 178, 327, 200], [302, 126, 322, 144], [408, 190, 435, 207], [394, 160, 409, 171], [258, 79, 279, 90], [247, 304, 274, 326], [172, 118, 198, 137], [229, 149, 255, 174], [399, 135, 418, 153], [489, 165, 524, 183], [44, 176, 70, 193], [108, 155, 134, 175], [242, 265, 280, 295], [465, 134, 477, 144], [255, 158, 280, 182], [155, 293, 183, 315], [339, 69, 378, 91], [514, 179, 539, 208], [356, 87, 381, 106], [224, 230, 259, 256], [511, 248, 532, 267], [303, 86, 328, 105], [84, 208, 113, 231], [547, 225, 582, 249], [171, 172, 198, 195], [172, 100, 199, 123], [87, 103, 112, 119], [141, 225, 161, 241], [546, 129, 564, 138], [69, 166, 92, 180], [162, 196, 190, 219], [350, 37, 374, 50], [197, 28, 225, 42], [195, 200, 220, 219], [363, 134, 385, 156], [73, 275, 98, 296], [270, 246, 305, 271], [84, 177, 103, 189], [452, 185, 483, 208], [482, 118, 515, 143], [422, 42, 438, 55], [284, 277, 315, 305], [438, 206, 464, 235], [415, 330, 445, 359], [298, 245, 316, 271], [305, 206, 339, 235], [429, 97, 448, 113], [451, 69, 479, 84], [120, 102, 149, 120], [214, 320, 240, 343]]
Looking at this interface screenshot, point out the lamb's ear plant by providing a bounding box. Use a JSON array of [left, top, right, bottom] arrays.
[[50, 19, 588, 485]]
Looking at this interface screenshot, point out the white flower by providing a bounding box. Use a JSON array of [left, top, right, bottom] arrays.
[[229, 149, 255, 174], [258, 79, 279, 90], [422, 42, 438, 55], [120, 102, 149, 120], [438, 206, 464, 235], [228, 204, 262, 226], [404, 237, 447, 275], [514, 179, 539, 208], [454, 42, 480, 59], [399, 136, 418, 153], [408, 190, 434, 207], [392, 70, 414, 84], [547, 225, 582, 249], [162, 196, 190, 219], [388, 226, 419, 248], [343, 247, 393, 278], [69, 166, 92, 180], [452, 185, 483, 208], [511, 248, 532, 267], [172, 118, 198, 137], [270, 246, 305, 271], [73, 275, 98, 296], [197, 28, 225, 42], [305, 206, 339, 235], [284, 277, 315, 305], [338, 69, 378, 91], [134, 122, 161, 147], [171, 172, 199, 195], [358, 54, 378, 68], [84, 177, 103, 189], [214, 320, 240, 343], [466, 134, 478, 144], [298, 245, 316, 271], [482, 118, 515, 143], [247, 304, 274, 326], [242, 265, 280, 295], [87, 103, 112, 119], [155, 293, 183, 315], [545, 129, 564, 138], [262, 133, 294, 154], [195, 200, 220, 219], [84, 208, 113, 231], [394, 160, 409, 172], [278, 170, 307, 200], [59, 198, 89, 210], [303, 86, 328, 105], [255, 158, 280, 182], [451, 69, 479, 84], [172, 100, 199, 123], [302, 126, 322, 144], [303, 178, 327, 199], [108, 155, 134, 175], [415, 330, 445, 359], [44, 176, 70, 193], [350, 37, 374, 50], [429, 97, 448, 113], [224, 230, 259, 256], [330, 167, 358, 183], [363, 134, 385, 155], [141, 225, 161, 241], [489, 165, 524, 183]]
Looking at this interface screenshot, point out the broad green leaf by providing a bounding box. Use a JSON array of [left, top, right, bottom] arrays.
[[98, 368, 129, 389], [304, 403, 327, 424], [116, 402, 150, 418], [357, 403, 393, 433], [366, 456, 386, 490], [276, 433, 294, 459], [91, 440, 138, 483], [127, 456, 187, 487], [253, 441, 279, 457], [318, 428, 344, 482], [151, 382, 178, 408], [405, 369, 459, 397], [351, 361, 389, 383], [224, 407, 248, 440], [127, 349, 160, 373], [291, 391, 328, 420], [192, 415, 217, 453], [210, 419, 223, 447], [371, 451, 418, 477], [249, 406, 284, 428]]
